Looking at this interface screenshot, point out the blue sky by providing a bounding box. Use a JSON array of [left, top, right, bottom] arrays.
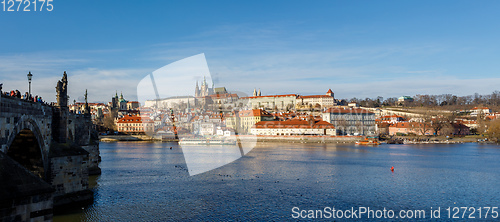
[[1, 0, 500, 102]]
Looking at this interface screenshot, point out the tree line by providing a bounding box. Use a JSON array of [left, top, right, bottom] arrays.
[[347, 91, 500, 110]]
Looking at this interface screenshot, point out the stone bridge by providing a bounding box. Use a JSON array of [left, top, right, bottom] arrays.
[[0, 72, 100, 221], [0, 94, 53, 177]]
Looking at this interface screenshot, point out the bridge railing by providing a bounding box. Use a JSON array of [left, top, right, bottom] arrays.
[[0, 95, 53, 116]]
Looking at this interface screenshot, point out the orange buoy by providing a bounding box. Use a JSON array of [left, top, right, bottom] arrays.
[[391, 166, 394, 172]]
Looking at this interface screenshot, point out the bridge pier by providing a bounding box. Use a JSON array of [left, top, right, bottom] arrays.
[[49, 143, 94, 211], [0, 152, 54, 222]]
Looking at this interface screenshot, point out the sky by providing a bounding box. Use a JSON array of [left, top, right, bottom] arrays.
[[1, 0, 500, 103]]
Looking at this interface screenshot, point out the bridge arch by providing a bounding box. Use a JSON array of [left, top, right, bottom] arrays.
[[5, 116, 50, 180]]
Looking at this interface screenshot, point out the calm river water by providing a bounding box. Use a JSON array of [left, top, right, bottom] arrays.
[[54, 142, 500, 221]]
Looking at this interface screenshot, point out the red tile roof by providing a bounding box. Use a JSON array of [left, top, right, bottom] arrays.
[[239, 109, 273, 117], [323, 108, 374, 114], [298, 95, 332, 99], [376, 122, 391, 128], [240, 94, 297, 99], [381, 115, 405, 118], [456, 119, 477, 124], [209, 93, 239, 99], [486, 116, 495, 120], [117, 115, 153, 123]]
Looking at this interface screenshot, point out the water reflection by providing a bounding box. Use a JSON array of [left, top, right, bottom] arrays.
[[54, 142, 500, 221]]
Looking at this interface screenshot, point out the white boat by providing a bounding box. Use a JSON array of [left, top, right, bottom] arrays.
[[179, 138, 236, 145]]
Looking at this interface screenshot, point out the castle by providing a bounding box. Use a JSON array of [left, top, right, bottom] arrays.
[[194, 76, 214, 97]]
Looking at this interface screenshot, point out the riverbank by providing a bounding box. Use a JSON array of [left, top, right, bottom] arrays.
[[385, 135, 494, 144], [99, 135, 157, 142], [99, 135, 363, 143], [100, 134, 496, 144], [240, 135, 363, 143]]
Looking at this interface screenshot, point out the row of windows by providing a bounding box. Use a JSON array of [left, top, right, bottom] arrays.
[[251, 128, 335, 136], [118, 123, 143, 126], [330, 115, 375, 120], [331, 120, 375, 125], [302, 99, 334, 102], [119, 127, 154, 131], [121, 119, 141, 122], [253, 128, 334, 132], [119, 127, 143, 131]]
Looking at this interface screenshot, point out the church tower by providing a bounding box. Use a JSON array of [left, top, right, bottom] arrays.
[[326, 89, 334, 97], [195, 81, 200, 97], [253, 88, 257, 97], [195, 76, 214, 97], [200, 76, 208, 97], [211, 80, 214, 95], [258, 89, 261, 96], [119, 92, 127, 110], [112, 91, 119, 109]]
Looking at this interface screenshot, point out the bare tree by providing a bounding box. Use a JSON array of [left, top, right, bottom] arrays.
[[476, 108, 488, 135], [487, 119, 500, 142], [431, 113, 455, 135], [102, 109, 118, 131], [411, 109, 434, 136], [336, 119, 348, 135], [383, 97, 397, 106]]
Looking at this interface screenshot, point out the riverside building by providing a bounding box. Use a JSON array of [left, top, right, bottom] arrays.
[[250, 117, 336, 136], [322, 107, 376, 136]]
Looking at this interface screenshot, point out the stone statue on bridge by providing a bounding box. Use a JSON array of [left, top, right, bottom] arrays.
[[56, 71, 68, 107], [84, 89, 90, 114]]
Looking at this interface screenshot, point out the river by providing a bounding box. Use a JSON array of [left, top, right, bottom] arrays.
[[54, 142, 500, 221]]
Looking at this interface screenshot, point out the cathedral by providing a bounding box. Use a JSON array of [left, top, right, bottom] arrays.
[[252, 88, 262, 97], [194, 76, 214, 97], [111, 91, 129, 110]]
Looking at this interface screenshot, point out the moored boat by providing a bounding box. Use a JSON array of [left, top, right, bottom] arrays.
[[355, 138, 381, 146]]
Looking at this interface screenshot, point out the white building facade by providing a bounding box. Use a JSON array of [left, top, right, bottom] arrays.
[[322, 108, 376, 136], [239, 94, 297, 111], [250, 119, 336, 136]]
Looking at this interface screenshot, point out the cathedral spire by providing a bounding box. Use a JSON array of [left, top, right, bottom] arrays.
[[194, 81, 201, 97], [258, 88, 261, 96], [253, 88, 257, 97], [195, 81, 200, 97]]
